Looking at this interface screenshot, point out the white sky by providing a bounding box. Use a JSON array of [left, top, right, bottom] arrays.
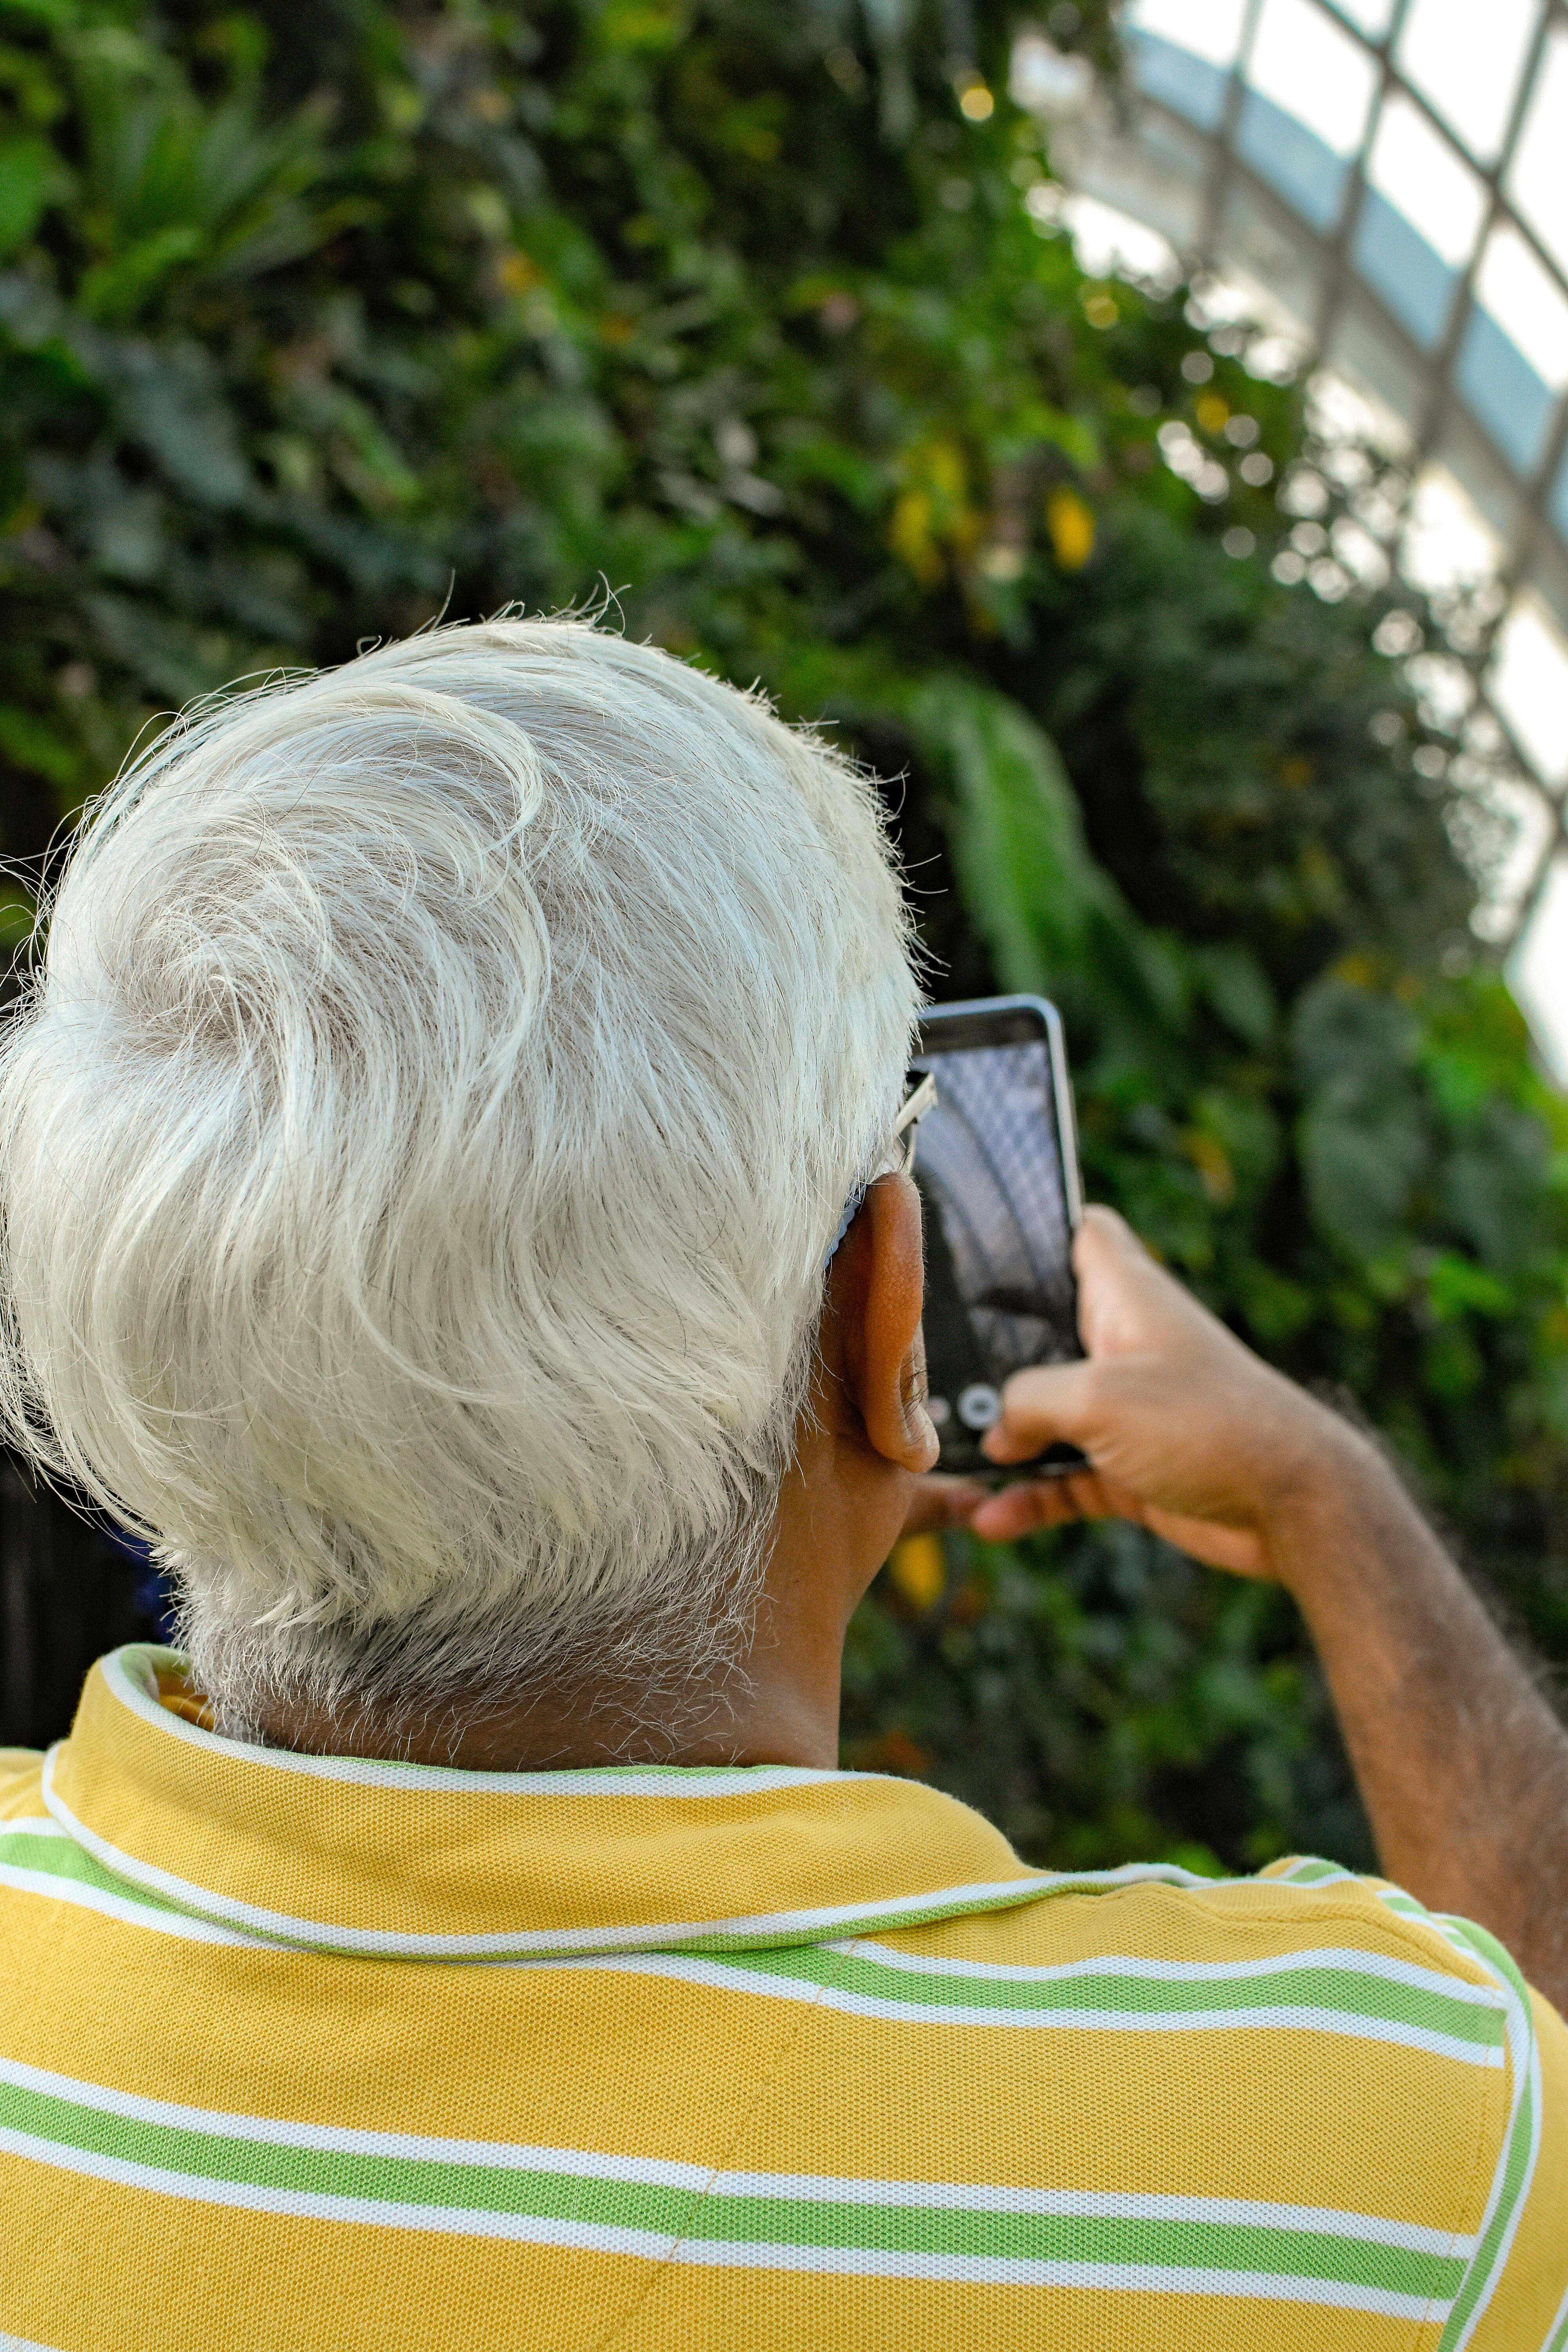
[[1508, 27, 1568, 280], [1365, 94, 1486, 268], [1249, 0, 1379, 154], [1395, 0, 1537, 164], [1490, 598, 1568, 790], [1123, 0, 1249, 69], [1468, 771, 1552, 920], [1473, 226, 1568, 392], [1399, 468, 1505, 597], [1510, 860, 1568, 1082], [1063, 194, 1181, 287]]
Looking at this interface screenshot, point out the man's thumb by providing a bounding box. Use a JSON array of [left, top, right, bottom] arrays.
[[983, 1359, 1101, 1464]]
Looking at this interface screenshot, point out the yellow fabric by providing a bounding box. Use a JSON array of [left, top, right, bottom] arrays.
[[1470, 1988, 1568, 2352], [0, 1645, 1563, 2352]]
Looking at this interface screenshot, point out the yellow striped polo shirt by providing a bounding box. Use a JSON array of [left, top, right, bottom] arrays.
[[1, 1643, 1565, 2350]]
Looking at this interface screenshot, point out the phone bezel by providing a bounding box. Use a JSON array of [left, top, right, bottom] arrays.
[[913, 995, 1084, 1235], [910, 994, 1087, 1481]]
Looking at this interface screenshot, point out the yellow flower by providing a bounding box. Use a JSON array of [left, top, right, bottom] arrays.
[[890, 490, 944, 585], [886, 1534, 946, 1610], [1046, 486, 1095, 569]]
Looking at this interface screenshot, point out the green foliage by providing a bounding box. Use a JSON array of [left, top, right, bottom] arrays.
[[2, 0, 1565, 1869]]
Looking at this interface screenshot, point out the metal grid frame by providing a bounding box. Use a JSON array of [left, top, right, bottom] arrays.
[[1116, 0, 1568, 946]]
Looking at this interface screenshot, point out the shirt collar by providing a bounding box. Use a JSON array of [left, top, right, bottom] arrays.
[[43, 1645, 1061, 1962]]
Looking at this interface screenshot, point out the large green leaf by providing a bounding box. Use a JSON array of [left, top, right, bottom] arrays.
[[0, 131, 66, 255], [904, 673, 1191, 1069], [907, 673, 1116, 991]]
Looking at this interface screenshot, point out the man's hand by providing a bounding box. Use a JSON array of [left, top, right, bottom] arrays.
[[962, 1206, 1370, 1579], [895, 1203, 1568, 2013], [897, 1472, 991, 1537]]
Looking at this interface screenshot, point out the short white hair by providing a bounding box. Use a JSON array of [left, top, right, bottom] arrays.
[[0, 619, 917, 1735]]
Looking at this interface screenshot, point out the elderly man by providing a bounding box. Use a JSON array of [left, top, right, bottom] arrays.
[[0, 620, 1563, 2350]]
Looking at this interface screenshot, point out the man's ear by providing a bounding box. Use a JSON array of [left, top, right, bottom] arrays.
[[831, 1172, 939, 1472]]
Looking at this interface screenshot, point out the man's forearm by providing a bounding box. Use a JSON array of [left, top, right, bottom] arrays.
[[1273, 1430, 1568, 2010], [975, 1210, 1568, 2006]]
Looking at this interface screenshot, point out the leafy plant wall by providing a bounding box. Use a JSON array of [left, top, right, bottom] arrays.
[[2, 0, 1566, 1869]]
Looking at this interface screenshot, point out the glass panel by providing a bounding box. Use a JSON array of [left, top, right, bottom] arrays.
[[1365, 95, 1486, 268], [1352, 198, 1455, 349], [1489, 593, 1568, 787], [1237, 0, 1378, 233], [1129, 32, 1231, 128], [1453, 763, 1553, 939], [1550, 442, 1568, 552], [1327, 299, 1426, 428], [1354, 100, 1485, 348], [1125, 0, 1249, 128], [1531, 541, 1568, 641], [1235, 90, 1349, 230], [1248, 0, 1380, 152], [1507, 854, 1568, 1082], [1457, 225, 1568, 473], [1399, 464, 1506, 598], [1507, 25, 1568, 280], [1432, 415, 1524, 543], [1072, 112, 1211, 254], [1218, 184, 1324, 334], [1064, 194, 1181, 288], [1395, 0, 1539, 166], [1125, 0, 1250, 67], [1472, 227, 1568, 388], [1332, 0, 1395, 33]]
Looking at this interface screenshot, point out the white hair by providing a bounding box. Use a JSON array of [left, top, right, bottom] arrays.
[[0, 619, 917, 1737]]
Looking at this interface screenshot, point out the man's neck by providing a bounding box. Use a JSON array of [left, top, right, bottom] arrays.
[[244, 1654, 838, 1773], [245, 1423, 913, 1772]]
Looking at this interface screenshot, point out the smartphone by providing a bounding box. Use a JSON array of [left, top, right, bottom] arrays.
[[910, 995, 1087, 1480]]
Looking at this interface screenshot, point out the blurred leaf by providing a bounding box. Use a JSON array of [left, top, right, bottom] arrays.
[[79, 223, 202, 318], [1193, 943, 1275, 1048], [0, 131, 66, 253], [1293, 976, 1426, 1263], [907, 674, 1120, 994], [0, 699, 76, 784], [1426, 1252, 1513, 1323]]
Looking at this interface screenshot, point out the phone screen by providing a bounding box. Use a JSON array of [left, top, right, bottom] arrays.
[[911, 1000, 1083, 1477]]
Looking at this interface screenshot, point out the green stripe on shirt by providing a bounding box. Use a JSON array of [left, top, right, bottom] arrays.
[[0, 2058, 1470, 2309]]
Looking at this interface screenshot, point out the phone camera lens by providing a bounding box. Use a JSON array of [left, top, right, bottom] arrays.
[[957, 1383, 1001, 1432], [927, 1396, 951, 1427]]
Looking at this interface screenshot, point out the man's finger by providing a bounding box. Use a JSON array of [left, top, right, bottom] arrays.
[[899, 1474, 989, 1537], [969, 1468, 1122, 1542], [969, 1482, 1074, 1542], [981, 1359, 1101, 1464], [1073, 1201, 1142, 1269]]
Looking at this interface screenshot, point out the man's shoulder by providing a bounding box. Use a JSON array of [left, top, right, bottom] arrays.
[[824, 1860, 1563, 2348], [877, 1852, 1518, 1995], [844, 1853, 1521, 2080], [0, 1750, 43, 1817], [844, 1858, 1517, 2227]]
